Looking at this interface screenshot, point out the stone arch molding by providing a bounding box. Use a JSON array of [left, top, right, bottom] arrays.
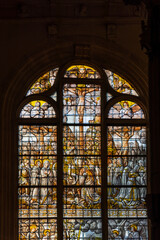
[[3, 36, 148, 116], [0, 36, 148, 240]]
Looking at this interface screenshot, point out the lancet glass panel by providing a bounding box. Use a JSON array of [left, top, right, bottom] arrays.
[[18, 125, 57, 238], [63, 81, 102, 238], [107, 125, 147, 234]]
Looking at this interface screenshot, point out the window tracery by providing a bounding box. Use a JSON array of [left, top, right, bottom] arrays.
[[18, 64, 148, 239]]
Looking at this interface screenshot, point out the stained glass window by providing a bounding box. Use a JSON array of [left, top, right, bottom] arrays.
[[18, 65, 148, 239]]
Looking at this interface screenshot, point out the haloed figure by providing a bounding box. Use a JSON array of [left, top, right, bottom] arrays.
[[112, 229, 122, 239], [125, 224, 142, 240], [27, 225, 39, 239]]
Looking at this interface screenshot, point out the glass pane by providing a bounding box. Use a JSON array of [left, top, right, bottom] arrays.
[[107, 157, 147, 186], [20, 100, 56, 118], [51, 92, 57, 101], [64, 65, 101, 79], [108, 219, 148, 239], [63, 187, 101, 218], [105, 70, 138, 96], [26, 68, 59, 96], [63, 219, 102, 239], [63, 84, 101, 124], [108, 101, 144, 119], [19, 219, 57, 239], [108, 186, 147, 218], [19, 156, 57, 186], [19, 125, 57, 155], [18, 187, 57, 218], [63, 156, 101, 186], [107, 126, 146, 156], [107, 93, 112, 101], [63, 125, 101, 155]]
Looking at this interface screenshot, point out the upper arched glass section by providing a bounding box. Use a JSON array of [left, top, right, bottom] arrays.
[[104, 70, 138, 96], [64, 65, 101, 79], [20, 100, 56, 118], [108, 101, 145, 119], [26, 68, 59, 96]]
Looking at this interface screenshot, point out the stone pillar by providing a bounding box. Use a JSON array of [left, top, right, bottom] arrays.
[[147, 3, 160, 240]]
